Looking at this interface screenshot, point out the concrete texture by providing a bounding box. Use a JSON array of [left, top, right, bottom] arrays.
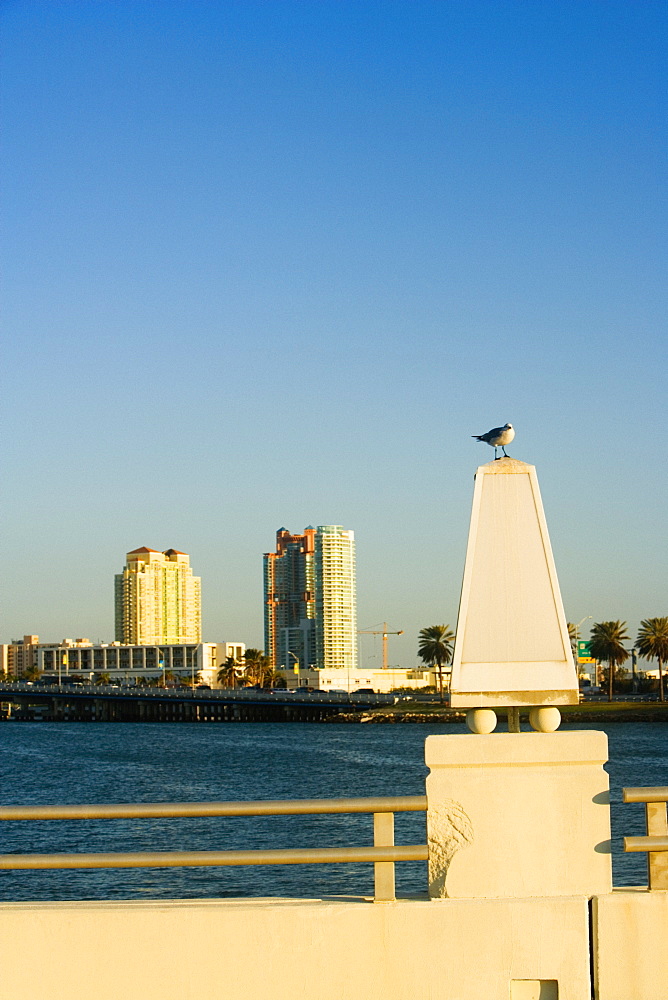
[[425, 731, 612, 899], [592, 888, 668, 1000], [0, 894, 592, 1000]]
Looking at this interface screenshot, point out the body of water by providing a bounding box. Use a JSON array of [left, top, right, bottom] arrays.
[[0, 721, 664, 901]]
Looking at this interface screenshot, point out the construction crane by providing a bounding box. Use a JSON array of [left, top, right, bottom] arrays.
[[357, 622, 404, 671]]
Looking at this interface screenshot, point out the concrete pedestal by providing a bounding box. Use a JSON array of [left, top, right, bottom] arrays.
[[426, 730, 612, 899]]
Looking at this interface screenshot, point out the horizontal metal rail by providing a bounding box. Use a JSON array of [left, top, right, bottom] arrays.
[[0, 845, 428, 870], [624, 836, 668, 852], [0, 795, 428, 902], [623, 786, 668, 890], [0, 796, 427, 821], [623, 787, 668, 803]]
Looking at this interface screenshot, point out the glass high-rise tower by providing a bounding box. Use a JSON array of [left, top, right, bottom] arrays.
[[115, 547, 202, 645], [264, 525, 357, 672]]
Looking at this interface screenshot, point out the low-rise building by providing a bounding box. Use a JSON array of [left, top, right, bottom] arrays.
[[1, 635, 41, 677], [277, 666, 436, 693], [32, 640, 246, 687]]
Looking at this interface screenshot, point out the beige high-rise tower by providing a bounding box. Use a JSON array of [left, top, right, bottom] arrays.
[[115, 547, 202, 645]]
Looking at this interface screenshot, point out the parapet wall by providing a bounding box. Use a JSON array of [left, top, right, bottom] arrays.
[[1, 888, 666, 1000], [0, 894, 591, 1000]]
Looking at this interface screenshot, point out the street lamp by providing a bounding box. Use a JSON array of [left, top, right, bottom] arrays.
[[190, 646, 197, 691], [574, 616, 593, 684], [288, 651, 299, 689]]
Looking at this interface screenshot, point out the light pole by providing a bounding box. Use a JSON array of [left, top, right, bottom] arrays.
[[630, 646, 638, 694], [288, 650, 299, 689], [574, 616, 593, 685], [190, 646, 197, 691]]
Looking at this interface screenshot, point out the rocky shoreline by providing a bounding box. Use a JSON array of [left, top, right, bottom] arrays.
[[326, 704, 668, 724]]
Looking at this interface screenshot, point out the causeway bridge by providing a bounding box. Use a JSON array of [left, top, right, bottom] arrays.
[[0, 681, 393, 722]]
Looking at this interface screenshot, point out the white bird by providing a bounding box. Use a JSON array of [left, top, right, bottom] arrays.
[[472, 422, 515, 460]]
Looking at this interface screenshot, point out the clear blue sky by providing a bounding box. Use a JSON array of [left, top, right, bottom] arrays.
[[2, 1, 666, 666]]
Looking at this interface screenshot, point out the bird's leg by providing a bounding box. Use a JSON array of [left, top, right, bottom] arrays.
[[502, 446, 508, 457], [494, 447, 499, 460]]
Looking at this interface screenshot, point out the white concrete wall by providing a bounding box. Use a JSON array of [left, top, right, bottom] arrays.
[[0, 895, 592, 1000], [278, 667, 435, 693], [3, 885, 668, 999], [592, 888, 668, 1000]]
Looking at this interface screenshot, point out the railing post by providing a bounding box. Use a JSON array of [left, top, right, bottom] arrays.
[[646, 801, 668, 890], [373, 812, 395, 902]]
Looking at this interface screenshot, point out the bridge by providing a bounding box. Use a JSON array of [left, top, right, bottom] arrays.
[[0, 681, 394, 722]]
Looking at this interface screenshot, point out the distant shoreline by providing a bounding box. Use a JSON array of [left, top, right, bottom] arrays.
[[326, 702, 668, 724]]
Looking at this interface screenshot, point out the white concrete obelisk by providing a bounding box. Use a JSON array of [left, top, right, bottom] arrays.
[[449, 457, 578, 731]]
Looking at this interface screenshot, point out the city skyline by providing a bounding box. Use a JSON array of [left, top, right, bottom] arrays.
[[2, 3, 666, 667]]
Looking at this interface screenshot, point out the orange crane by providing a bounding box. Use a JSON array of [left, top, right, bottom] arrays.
[[357, 622, 404, 671]]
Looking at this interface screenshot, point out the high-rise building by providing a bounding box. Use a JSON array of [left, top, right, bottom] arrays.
[[264, 525, 357, 672], [264, 527, 316, 674], [314, 525, 358, 672], [115, 547, 202, 645]]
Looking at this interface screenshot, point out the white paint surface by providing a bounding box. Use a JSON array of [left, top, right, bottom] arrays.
[[451, 458, 579, 707]]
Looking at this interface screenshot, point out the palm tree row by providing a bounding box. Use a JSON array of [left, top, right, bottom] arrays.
[[415, 617, 668, 706], [580, 617, 668, 703]]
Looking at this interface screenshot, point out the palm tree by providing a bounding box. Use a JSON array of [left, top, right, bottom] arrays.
[[636, 617, 668, 703], [263, 668, 286, 690], [242, 649, 273, 687], [589, 620, 630, 702], [418, 625, 455, 703], [567, 623, 578, 661], [217, 656, 241, 689]]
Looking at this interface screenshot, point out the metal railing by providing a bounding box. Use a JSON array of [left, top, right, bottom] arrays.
[[623, 786, 668, 890], [0, 795, 428, 903]]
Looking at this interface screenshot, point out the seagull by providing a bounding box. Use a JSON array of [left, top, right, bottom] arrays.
[[472, 422, 515, 460]]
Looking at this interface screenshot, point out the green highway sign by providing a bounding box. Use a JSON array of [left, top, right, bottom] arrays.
[[577, 640, 595, 663]]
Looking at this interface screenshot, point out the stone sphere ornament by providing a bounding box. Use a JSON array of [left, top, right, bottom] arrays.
[[529, 706, 561, 732], [466, 708, 498, 734]]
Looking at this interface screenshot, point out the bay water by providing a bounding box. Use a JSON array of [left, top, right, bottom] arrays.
[[0, 721, 665, 902]]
